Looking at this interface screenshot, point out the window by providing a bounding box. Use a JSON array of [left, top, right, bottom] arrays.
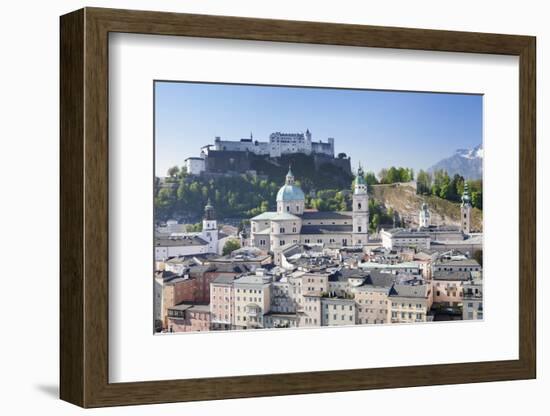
[[287, 206, 290, 212], [358, 203, 361, 209], [358, 226, 362, 232], [280, 227, 285, 233]]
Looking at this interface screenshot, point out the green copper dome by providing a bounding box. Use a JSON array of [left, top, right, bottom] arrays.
[[276, 184, 305, 202], [276, 166, 305, 202]]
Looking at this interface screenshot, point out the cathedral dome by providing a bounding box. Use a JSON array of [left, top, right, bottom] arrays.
[[276, 184, 305, 202], [276, 167, 305, 202]]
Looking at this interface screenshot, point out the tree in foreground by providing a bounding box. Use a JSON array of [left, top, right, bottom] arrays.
[[222, 239, 241, 256]]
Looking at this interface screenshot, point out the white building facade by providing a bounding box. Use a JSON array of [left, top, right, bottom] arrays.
[[185, 156, 205, 175]]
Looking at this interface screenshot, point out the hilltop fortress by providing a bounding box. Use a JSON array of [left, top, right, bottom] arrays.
[[184, 130, 349, 176], [213, 129, 334, 158]]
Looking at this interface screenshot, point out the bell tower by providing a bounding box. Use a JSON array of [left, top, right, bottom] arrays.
[[202, 199, 218, 253], [352, 164, 369, 245], [460, 183, 472, 234], [419, 202, 431, 229]]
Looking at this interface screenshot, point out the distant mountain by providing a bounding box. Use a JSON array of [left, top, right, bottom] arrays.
[[428, 144, 483, 180]]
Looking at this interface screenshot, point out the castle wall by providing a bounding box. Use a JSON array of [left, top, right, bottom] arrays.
[[313, 153, 351, 175], [214, 138, 270, 155], [204, 150, 251, 173]]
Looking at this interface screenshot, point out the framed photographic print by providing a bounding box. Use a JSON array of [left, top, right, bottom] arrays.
[[60, 7, 536, 408]]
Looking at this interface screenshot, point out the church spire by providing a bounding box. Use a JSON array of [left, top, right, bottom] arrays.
[[460, 183, 472, 234], [355, 163, 366, 190], [461, 183, 472, 206], [203, 198, 215, 220], [285, 165, 295, 185]]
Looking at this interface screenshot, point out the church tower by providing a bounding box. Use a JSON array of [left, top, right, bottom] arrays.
[[352, 165, 369, 245], [202, 199, 218, 253], [460, 183, 472, 234], [418, 202, 431, 229]]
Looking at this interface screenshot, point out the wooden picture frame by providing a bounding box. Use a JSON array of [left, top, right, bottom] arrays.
[[60, 7, 536, 408]]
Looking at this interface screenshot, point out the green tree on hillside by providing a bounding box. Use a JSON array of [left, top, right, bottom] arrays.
[[378, 166, 414, 184], [364, 171, 379, 186], [416, 169, 432, 195], [167, 166, 180, 178]]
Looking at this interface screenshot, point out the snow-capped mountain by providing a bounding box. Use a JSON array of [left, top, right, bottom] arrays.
[[428, 144, 483, 180]]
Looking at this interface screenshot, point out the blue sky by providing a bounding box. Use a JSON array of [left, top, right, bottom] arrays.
[[154, 81, 482, 177]]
